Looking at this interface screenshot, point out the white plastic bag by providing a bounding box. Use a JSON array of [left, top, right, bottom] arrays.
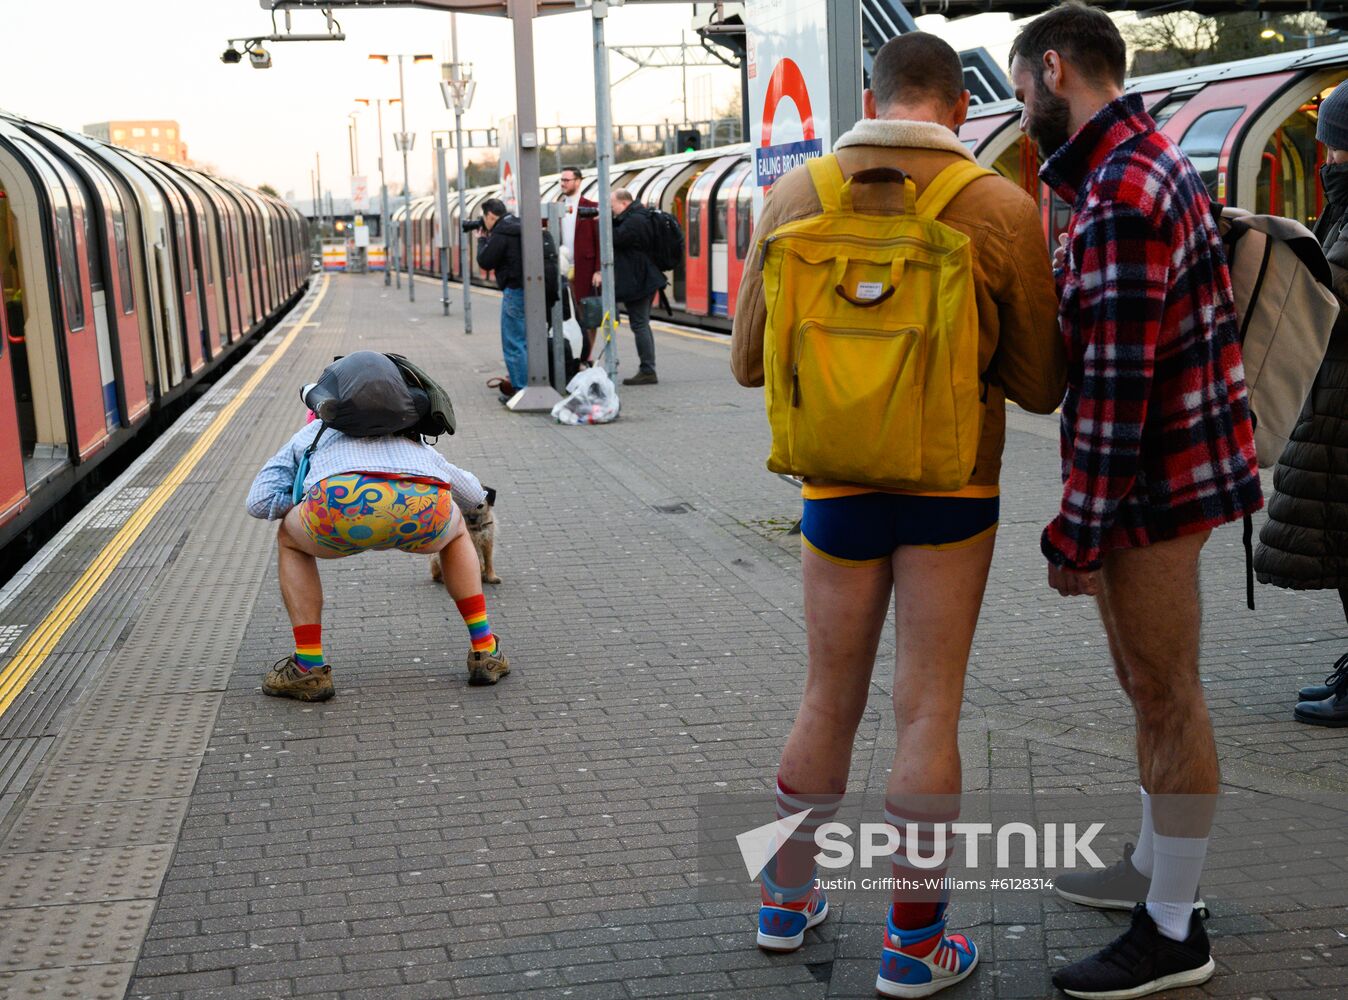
[[551, 367, 620, 425], [561, 313, 583, 359]]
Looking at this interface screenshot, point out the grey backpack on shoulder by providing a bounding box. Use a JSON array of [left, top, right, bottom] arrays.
[[1214, 206, 1339, 466]]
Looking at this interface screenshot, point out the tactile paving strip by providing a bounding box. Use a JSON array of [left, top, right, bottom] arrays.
[[0, 846, 171, 907], [54, 695, 221, 764], [2, 796, 189, 852], [25, 756, 200, 808], [0, 900, 154, 972], [0, 962, 134, 1000], [0, 737, 53, 825]]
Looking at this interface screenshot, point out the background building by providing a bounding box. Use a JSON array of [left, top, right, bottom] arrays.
[[82, 119, 189, 163]]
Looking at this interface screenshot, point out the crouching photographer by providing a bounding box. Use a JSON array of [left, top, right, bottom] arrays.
[[471, 199, 559, 403]]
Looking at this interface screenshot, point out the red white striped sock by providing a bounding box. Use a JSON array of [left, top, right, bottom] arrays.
[[885, 798, 957, 930], [767, 775, 843, 897]]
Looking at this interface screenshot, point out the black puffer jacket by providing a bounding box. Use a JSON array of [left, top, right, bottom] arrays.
[[612, 203, 667, 303], [1254, 164, 1348, 590]]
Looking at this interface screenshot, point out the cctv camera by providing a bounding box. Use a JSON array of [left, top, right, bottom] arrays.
[[249, 46, 272, 69], [221, 47, 242, 64]]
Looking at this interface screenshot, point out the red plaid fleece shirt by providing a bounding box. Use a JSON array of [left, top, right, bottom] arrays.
[[1040, 94, 1262, 571]]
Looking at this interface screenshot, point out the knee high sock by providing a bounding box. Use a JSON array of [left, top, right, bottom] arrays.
[[1131, 787, 1155, 877], [1147, 832, 1208, 941], [293, 624, 324, 671], [455, 594, 497, 653], [886, 800, 956, 930], [766, 775, 842, 900]]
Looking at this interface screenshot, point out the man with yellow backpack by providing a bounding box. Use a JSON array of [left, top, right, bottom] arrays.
[[730, 32, 1065, 998]]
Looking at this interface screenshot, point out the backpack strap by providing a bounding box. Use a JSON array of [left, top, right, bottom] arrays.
[[916, 160, 995, 220], [806, 155, 848, 212]]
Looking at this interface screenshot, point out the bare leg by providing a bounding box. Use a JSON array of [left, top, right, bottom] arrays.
[[1098, 532, 1217, 834], [433, 518, 485, 602], [888, 532, 996, 800], [772, 546, 891, 886], [277, 509, 345, 628], [779, 548, 892, 795]]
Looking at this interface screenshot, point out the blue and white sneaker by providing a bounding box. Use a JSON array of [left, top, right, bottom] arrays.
[[876, 906, 978, 997], [756, 870, 829, 952]]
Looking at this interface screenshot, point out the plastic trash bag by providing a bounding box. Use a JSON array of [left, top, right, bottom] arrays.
[[551, 367, 620, 425]]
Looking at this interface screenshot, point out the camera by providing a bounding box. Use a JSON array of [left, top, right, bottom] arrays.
[[461, 219, 485, 233], [577, 206, 600, 219]]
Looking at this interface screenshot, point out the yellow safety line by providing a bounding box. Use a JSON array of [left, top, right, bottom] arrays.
[[650, 321, 729, 345], [0, 275, 331, 718]]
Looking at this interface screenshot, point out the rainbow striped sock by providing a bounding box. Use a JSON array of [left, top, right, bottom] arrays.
[[455, 594, 496, 653], [293, 623, 324, 672]]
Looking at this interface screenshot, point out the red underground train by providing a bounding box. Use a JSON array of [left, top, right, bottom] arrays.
[[0, 113, 309, 551], [398, 42, 1348, 333]]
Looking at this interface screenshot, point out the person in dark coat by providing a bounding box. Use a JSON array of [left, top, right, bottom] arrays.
[[1254, 80, 1348, 727], [604, 189, 667, 385]]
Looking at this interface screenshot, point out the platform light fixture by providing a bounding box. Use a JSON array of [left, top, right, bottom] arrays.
[[369, 52, 436, 302]]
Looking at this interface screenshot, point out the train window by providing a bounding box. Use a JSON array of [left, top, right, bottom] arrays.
[[688, 201, 702, 258], [15, 138, 84, 331], [1178, 107, 1244, 199], [713, 191, 729, 243], [736, 188, 752, 260], [1150, 95, 1193, 131], [109, 187, 134, 312]]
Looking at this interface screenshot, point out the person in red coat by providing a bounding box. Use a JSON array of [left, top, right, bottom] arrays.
[[558, 166, 600, 360]]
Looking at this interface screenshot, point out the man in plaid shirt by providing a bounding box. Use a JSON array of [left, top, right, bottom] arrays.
[[1010, 5, 1261, 999]]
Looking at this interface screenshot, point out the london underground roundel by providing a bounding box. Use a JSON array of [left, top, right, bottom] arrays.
[[755, 57, 825, 188]]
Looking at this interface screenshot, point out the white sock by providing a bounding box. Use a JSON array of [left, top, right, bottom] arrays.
[[1131, 787, 1154, 877], [1146, 832, 1208, 941]]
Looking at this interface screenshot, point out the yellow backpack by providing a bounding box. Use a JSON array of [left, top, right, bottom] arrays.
[[760, 155, 992, 491]]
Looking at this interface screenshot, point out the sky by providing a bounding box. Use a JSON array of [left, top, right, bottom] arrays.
[[0, 2, 1032, 202]]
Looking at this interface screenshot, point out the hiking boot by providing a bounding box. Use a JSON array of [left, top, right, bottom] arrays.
[[1052, 904, 1214, 999], [622, 370, 658, 386], [1294, 688, 1348, 726], [756, 870, 829, 952], [876, 905, 978, 998], [1055, 843, 1205, 913], [262, 657, 334, 702], [1298, 651, 1348, 701], [467, 643, 510, 685]]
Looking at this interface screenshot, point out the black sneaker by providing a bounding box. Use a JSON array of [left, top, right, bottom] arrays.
[[622, 370, 658, 386], [1055, 843, 1205, 913], [1053, 904, 1215, 999], [1298, 651, 1348, 702]]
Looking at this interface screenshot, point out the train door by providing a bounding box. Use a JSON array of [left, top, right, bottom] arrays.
[[159, 168, 222, 355], [88, 144, 180, 394], [643, 159, 707, 309], [201, 179, 245, 343], [30, 126, 150, 428], [226, 185, 263, 327], [141, 161, 206, 372], [1239, 70, 1348, 226], [0, 204, 28, 524], [685, 155, 744, 317], [0, 124, 107, 466], [720, 162, 753, 318]]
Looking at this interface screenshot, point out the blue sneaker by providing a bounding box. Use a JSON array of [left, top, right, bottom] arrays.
[[876, 906, 978, 997], [756, 870, 829, 952]]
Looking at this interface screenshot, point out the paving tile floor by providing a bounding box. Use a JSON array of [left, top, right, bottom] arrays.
[[3, 273, 1344, 1000]]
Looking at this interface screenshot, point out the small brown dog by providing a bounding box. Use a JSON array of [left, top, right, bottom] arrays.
[[431, 487, 500, 585]]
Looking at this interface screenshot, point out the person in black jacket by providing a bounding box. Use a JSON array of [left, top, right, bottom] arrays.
[[1254, 82, 1348, 727], [474, 202, 559, 401], [603, 189, 667, 385], [475, 198, 528, 398]]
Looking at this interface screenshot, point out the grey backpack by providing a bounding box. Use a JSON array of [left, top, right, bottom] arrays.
[[1215, 207, 1339, 466]]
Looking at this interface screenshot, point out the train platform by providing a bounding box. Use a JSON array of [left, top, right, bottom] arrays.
[[0, 272, 1343, 1000]]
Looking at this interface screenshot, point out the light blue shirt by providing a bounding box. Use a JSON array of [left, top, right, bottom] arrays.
[[246, 422, 485, 521]]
